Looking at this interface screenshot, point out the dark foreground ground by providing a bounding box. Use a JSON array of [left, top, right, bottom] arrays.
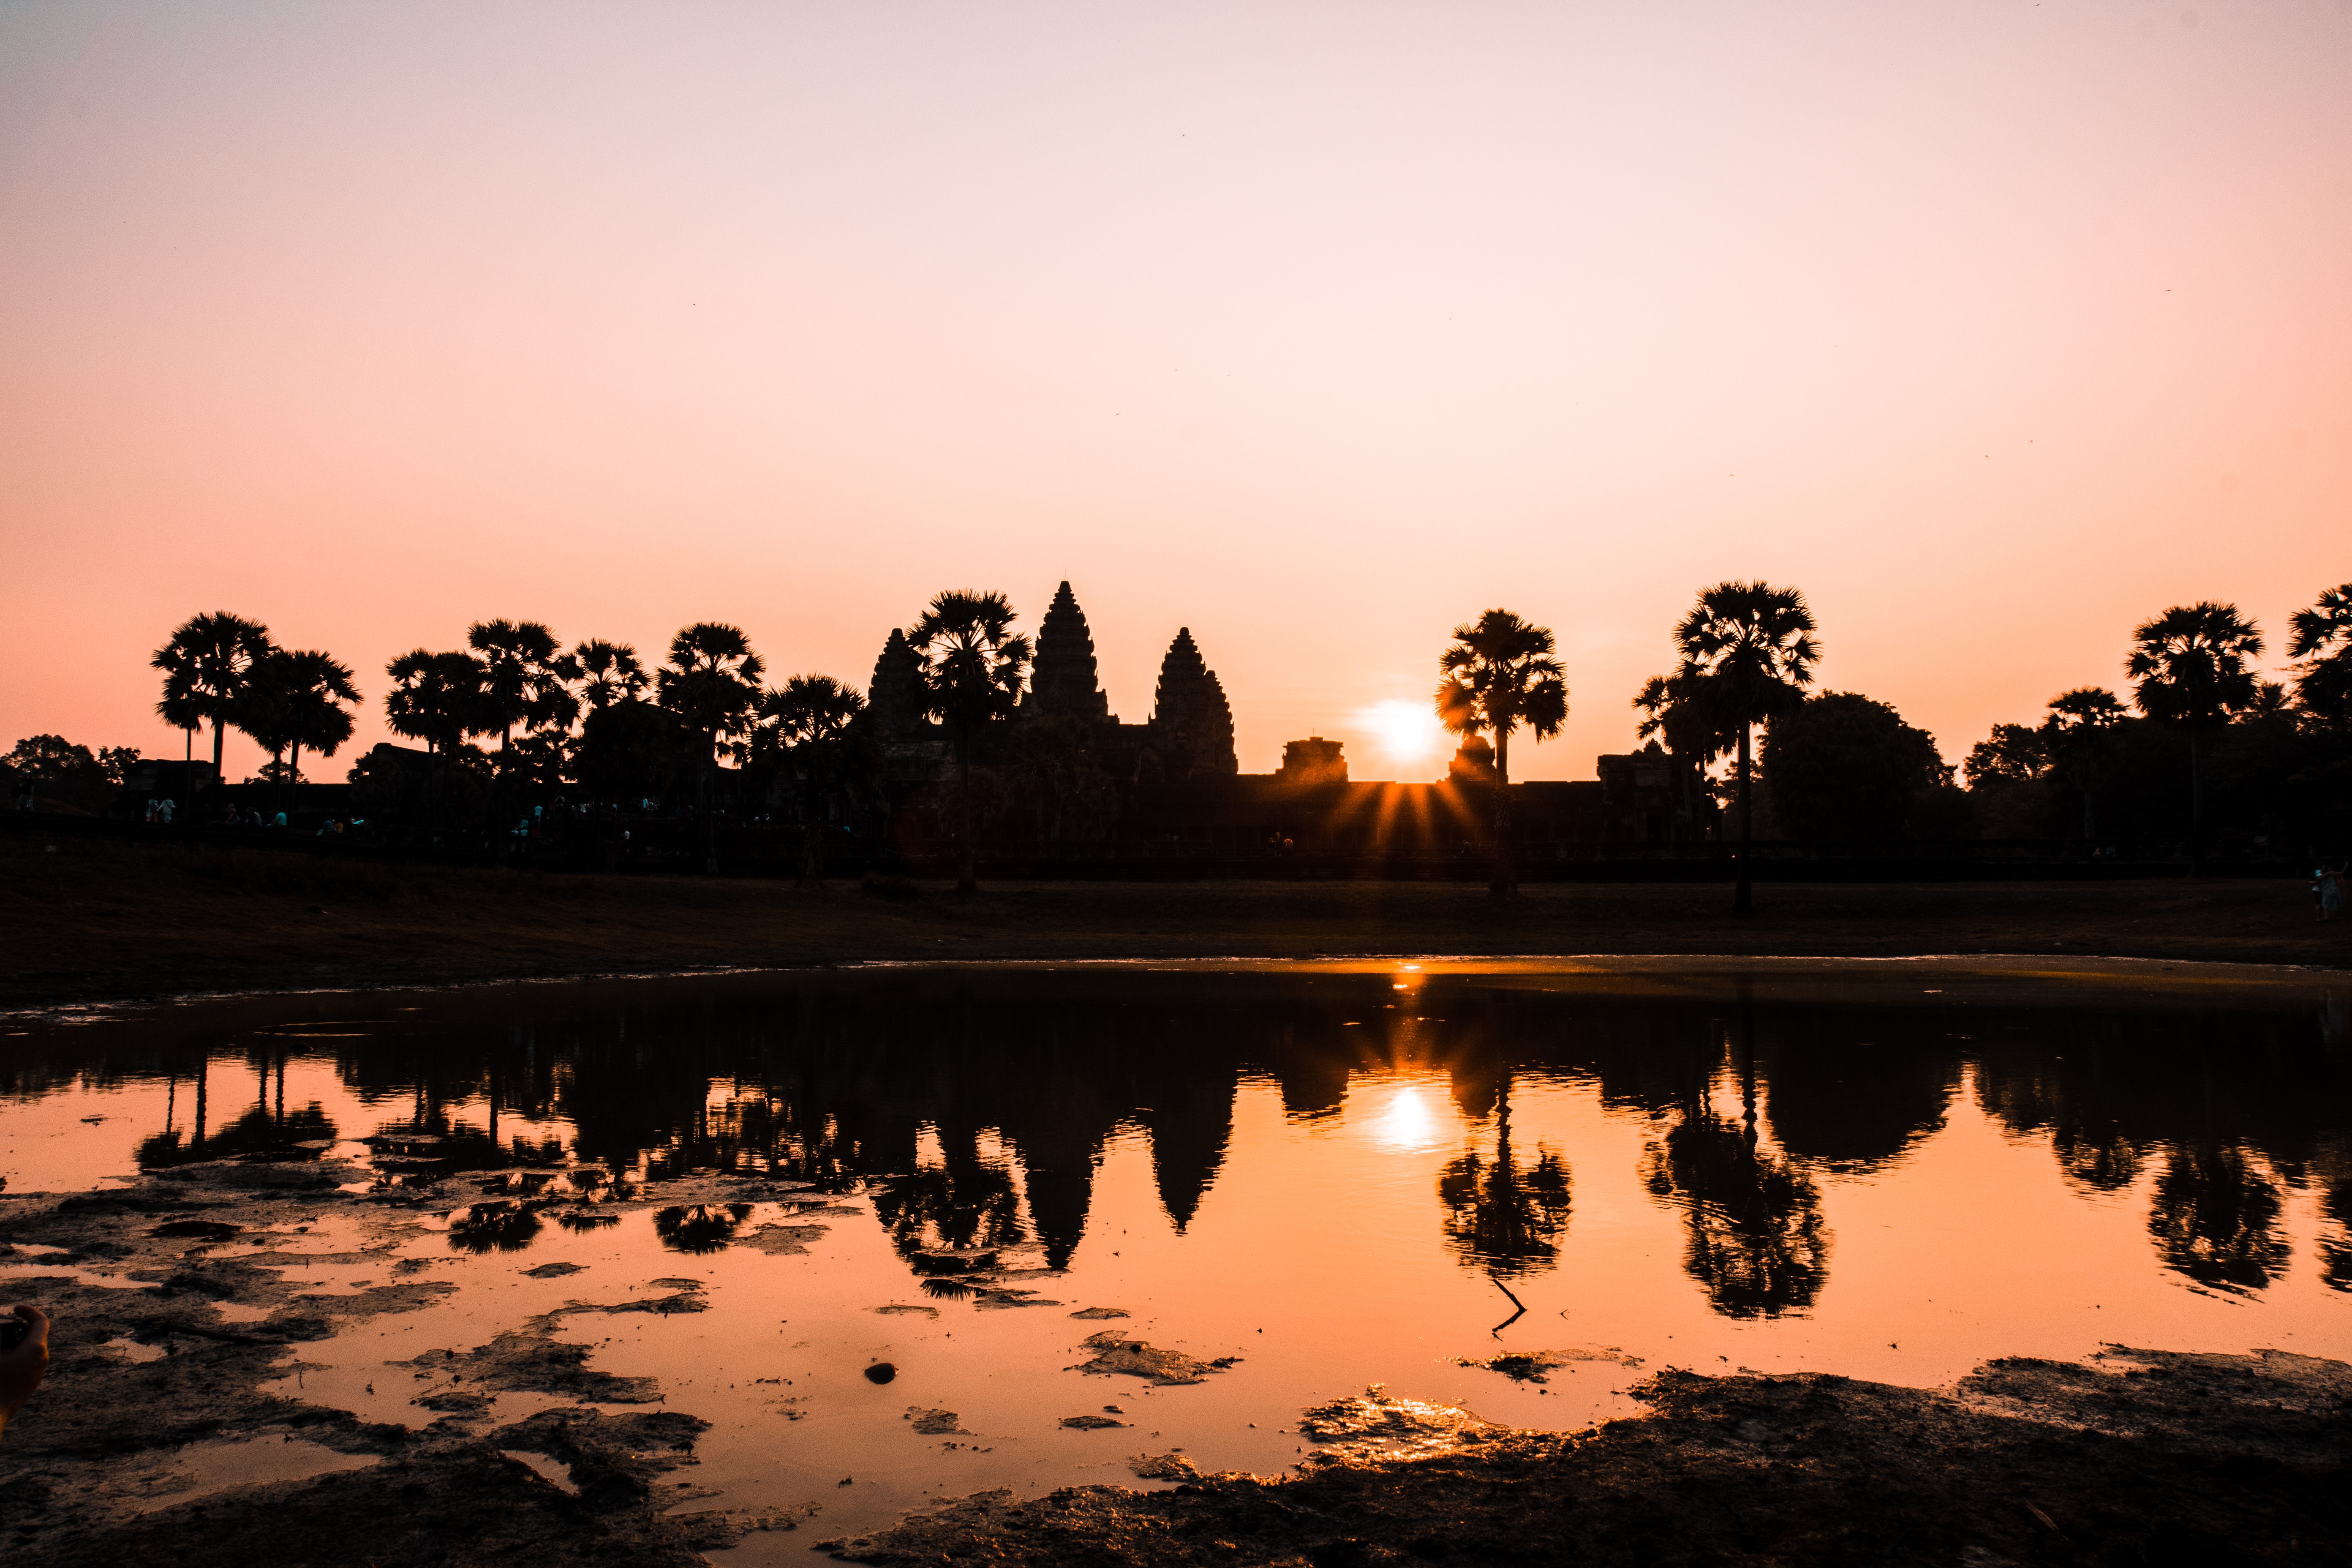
[[1, 1160, 2347, 1568], [3, 833, 2346, 1009]]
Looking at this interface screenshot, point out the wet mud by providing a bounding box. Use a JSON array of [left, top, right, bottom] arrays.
[[0, 1159, 823, 1565], [5, 1159, 2347, 1566], [827, 1356, 2352, 1566]]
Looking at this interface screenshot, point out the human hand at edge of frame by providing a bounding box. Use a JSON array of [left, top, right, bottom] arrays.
[[0, 1305, 52, 1438]]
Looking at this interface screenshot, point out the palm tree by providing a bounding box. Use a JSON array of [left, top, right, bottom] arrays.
[[150, 612, 273, 792], [2038, 687, 2126, 842], [155, 671, 205, 817], [275, 651, 361, 791], [572, 639, 648, 713], [2287, 583, 2352, 723], [232, 650, 359, 810], [1633, 671, 1732, 839], [752, 675, 868, 887], [2125, 602, 2262, 873], [1671, 582, 1820, 915], [1435, 610, 1568, 900], [384, 649, 492, 817], [911, 591, 1030, 893], [469, 621, 580, 788], [659, 624, 765, 865]]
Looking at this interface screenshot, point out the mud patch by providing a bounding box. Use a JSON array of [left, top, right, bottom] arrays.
[[1451, 1346, 1643, 1383], [1075, 1331, 1227, 1385], [823, 1348, 2352, 1567]]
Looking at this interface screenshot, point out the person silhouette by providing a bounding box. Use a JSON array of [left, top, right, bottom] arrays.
[[0, 1305, 49, 1442]]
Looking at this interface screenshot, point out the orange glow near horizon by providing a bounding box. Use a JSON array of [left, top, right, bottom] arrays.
[[3, 3, 2348, 782]]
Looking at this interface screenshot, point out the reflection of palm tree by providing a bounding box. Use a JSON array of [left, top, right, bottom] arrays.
[[1436, 610, 1568, 901], [1670, 582, 1820, 915], [2148, 1145, 2289, 1293], [2321, 1177, 2351, 1294], [912, 591, 1030, 894], [654, 1203, 751, 1254], [450, 1200, 544, 1253], [872, 1126, 1026, 1269], [1436, 1075, 1571, 1280], [1642, 1116, 1829, 1318], [1640, 1028, 1829, 1320]]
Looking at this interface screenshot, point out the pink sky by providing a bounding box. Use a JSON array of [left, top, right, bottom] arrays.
[[3, 2, 2347, 782]]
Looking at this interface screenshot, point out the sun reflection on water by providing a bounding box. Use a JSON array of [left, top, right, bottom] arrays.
[[1367, 1083, 1442, 1151]]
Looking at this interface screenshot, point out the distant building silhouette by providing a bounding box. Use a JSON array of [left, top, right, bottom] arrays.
[[1277, 736, 1347, 787]]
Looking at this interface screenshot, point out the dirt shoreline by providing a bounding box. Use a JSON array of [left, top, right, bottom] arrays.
[[2, 1161, 2345, 1567], [5, 835, 2346, 1010]]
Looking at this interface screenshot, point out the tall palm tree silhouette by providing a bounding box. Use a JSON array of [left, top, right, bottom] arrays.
[[1435, 610, 1568, 900], [151, 612, 273, 794], [2039, 687, 2127, 842], [2126, 602, 2262, 874], [752, 674, 868, 887], [572, 639, 648, 712], [1671, 582, 1820, 915], [2287, 583, 2352, 723], [911, 591, 1030, 893], [240, 650, 360, 802], [659, 623, 765, 864], [384, 649, 492, 817]]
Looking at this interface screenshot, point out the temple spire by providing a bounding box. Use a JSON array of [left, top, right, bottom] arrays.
[[1149, 627, 1237, 777], [1022, 580, 1111, 721]]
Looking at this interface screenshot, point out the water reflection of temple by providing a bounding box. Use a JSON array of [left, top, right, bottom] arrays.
[[43, 973, 2349, 1315]]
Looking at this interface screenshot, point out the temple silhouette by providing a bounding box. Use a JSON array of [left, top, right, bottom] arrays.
[[868, 581, 1239, 786], [864, 580, 1716, 863]]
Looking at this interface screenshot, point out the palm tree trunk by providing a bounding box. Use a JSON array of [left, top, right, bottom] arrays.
[[287, 742, 302, 817], [212, 717, 227, 783], [2188, 728, 2204, 877], [799, 778, 824, 889], [1490, 724, 1514, 901], [1734, 725, 1754, 915], [957, 743, 977, 894], [704, 729, 721, 874]]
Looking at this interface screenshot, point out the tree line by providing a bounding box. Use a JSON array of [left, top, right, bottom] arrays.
[[1435, 581, 2352, 908], [5, 578, 2342, 889]]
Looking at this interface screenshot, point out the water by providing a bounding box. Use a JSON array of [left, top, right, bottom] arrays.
[[4, 960, 2348, 1551]]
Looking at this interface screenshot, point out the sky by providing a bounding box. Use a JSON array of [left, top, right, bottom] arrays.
[[3, 0, 2347, 782]]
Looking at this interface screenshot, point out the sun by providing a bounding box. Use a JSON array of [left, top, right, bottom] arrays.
[[1360, 699, 1445, 763]]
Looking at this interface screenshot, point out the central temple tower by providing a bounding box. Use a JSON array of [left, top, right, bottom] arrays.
[[1021, 581, 1113, 722]]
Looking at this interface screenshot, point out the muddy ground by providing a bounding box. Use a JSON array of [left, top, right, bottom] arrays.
[[5, 832, 2348, 1010], [2, 1160, 2345, 1567]]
